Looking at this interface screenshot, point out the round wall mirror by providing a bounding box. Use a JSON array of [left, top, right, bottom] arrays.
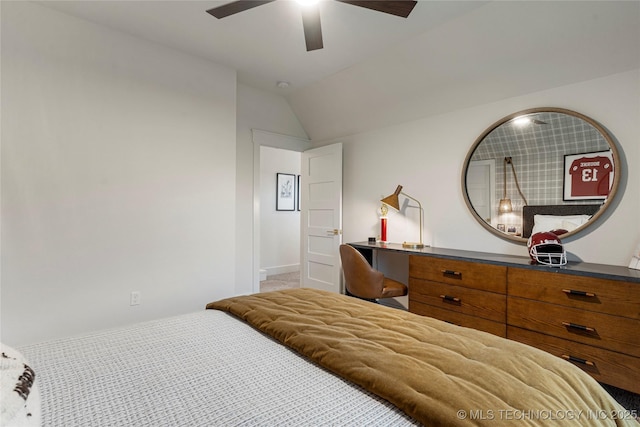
[[461, 107, 620, 244]]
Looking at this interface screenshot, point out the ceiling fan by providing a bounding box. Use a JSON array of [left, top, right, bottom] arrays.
[[206, 1, 418, 51]]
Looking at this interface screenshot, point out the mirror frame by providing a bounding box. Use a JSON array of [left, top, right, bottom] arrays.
[[461, 107, 621, 244]]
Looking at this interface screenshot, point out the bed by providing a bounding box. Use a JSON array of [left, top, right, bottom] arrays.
[[7, 288, 639, 426], [522, 204, 602, 238]]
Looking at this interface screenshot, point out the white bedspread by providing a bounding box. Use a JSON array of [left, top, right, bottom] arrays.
[[18, 310, 418, 426]]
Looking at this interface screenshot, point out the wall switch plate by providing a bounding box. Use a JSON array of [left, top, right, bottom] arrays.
[[130, 291, 141, 306]]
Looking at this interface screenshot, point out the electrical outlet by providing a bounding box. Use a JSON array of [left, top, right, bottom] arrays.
[[130, 291, 141, 306]]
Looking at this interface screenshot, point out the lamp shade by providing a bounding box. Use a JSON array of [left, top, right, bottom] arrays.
[[380, 185, 402, 211], [499, 198, 513, 213]]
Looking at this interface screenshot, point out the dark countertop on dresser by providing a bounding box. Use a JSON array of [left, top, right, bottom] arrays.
[[348, 242, 640, 283]]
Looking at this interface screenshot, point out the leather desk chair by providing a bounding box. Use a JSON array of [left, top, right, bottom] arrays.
[[339, 244, 408, 302]]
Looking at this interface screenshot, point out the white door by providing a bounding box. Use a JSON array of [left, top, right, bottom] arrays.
[[467, 159, 495, 225], [300, 143, 343, 293]]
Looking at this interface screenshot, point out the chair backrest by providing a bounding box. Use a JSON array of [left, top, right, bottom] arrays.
[[339, 244, 384, 299]]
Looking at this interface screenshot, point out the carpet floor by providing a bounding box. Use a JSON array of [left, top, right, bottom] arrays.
[[259, 271, 638, 415], [260, 271, 300, 292]]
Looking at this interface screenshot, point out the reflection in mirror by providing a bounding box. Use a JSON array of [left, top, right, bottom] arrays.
[[462, 108, 620, 244]]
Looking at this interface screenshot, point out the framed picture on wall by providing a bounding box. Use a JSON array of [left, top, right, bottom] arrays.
[[297, 175, 301, 211], [276, 173, 296, 211], [563, 150, 614, 201]]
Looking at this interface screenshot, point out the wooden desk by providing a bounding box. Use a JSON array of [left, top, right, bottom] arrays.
[[348, 241, 640, 394]]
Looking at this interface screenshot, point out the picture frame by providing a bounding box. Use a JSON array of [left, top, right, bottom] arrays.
[[563, 150, 614, 201], [296, 175, 301, 211], [276, 173, 296, 211]]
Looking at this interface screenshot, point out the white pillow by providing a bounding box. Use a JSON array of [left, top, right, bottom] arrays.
[[562, 219, 585, 232], [1, 343, 41, 427], [531, 214, 591, 235]]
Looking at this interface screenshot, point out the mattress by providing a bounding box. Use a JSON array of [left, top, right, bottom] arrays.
[[18, 310, 417, 426]]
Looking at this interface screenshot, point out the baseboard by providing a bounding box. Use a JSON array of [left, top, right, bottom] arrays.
[[261, 264, 300, 278]]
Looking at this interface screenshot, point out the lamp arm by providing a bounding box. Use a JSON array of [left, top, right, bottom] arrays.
[[401, 192, 424, 245], [508, 162, 529, 205]]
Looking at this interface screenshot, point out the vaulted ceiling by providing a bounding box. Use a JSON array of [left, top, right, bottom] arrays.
[[37, 1, 640, 141]]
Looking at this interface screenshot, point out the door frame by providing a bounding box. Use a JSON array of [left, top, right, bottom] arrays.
[[252, 129, 312, 293]]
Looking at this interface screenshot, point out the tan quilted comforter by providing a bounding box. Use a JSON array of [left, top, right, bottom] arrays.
[[207, 288, 638, 426]]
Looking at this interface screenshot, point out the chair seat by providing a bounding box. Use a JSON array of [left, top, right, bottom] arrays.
[[381, 277, 408, 298]]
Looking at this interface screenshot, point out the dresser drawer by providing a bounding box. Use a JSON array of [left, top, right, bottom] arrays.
[[507, 297, 640, 357], [508, 326, 640, 395], [410, 301, 506, 337], [409, 279, 506, 323], [508, 268, 640, 319], [409, 256, 506, 294]]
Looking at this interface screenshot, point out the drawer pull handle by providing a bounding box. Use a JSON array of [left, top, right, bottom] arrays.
[[440, 294, 461, 303], [561, 354, 595, 366], [441, 269, 462, 278], [562, 322, 595, 332], [562, 289, 596, 297]]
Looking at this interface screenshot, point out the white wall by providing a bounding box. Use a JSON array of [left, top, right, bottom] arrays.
[[2, 3, 636, 349], [1, 2, 237, 346], [331, 70, 639, 267], [235, 84, 307, 294], [260, 147, 301, 275]]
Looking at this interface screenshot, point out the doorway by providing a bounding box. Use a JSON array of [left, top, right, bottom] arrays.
[[251, 131, 343, 295], [467, 159, 496, 227], [252, 130, 311, 293], [259, 145, 302, 289]]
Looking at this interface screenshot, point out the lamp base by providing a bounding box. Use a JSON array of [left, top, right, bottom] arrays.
[[402, 242, 425, 249]]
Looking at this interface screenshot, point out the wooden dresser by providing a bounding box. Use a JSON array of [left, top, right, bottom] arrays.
[[409, 256, 508, 337], [349, 243, 640, 395], [506, 267, 640, 394]]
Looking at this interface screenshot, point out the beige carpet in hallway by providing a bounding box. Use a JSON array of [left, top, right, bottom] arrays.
[[260, 271, 300, 292]]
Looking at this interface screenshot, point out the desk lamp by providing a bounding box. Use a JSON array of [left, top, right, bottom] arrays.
[[380, 185, 425, 249]]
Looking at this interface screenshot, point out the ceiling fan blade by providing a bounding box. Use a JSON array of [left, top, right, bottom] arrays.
[[335, 1, 417, 18], [206, 1, 276, 19], [301, 5, 323, 51]]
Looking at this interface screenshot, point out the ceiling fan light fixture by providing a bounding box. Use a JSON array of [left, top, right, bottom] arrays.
[[276, 81, 290, 88], [206, 0, 418, 51], [513, 117, 531, 127]]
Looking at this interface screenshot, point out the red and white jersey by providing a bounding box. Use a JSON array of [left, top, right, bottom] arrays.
[[569, 156, 612, 197]]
